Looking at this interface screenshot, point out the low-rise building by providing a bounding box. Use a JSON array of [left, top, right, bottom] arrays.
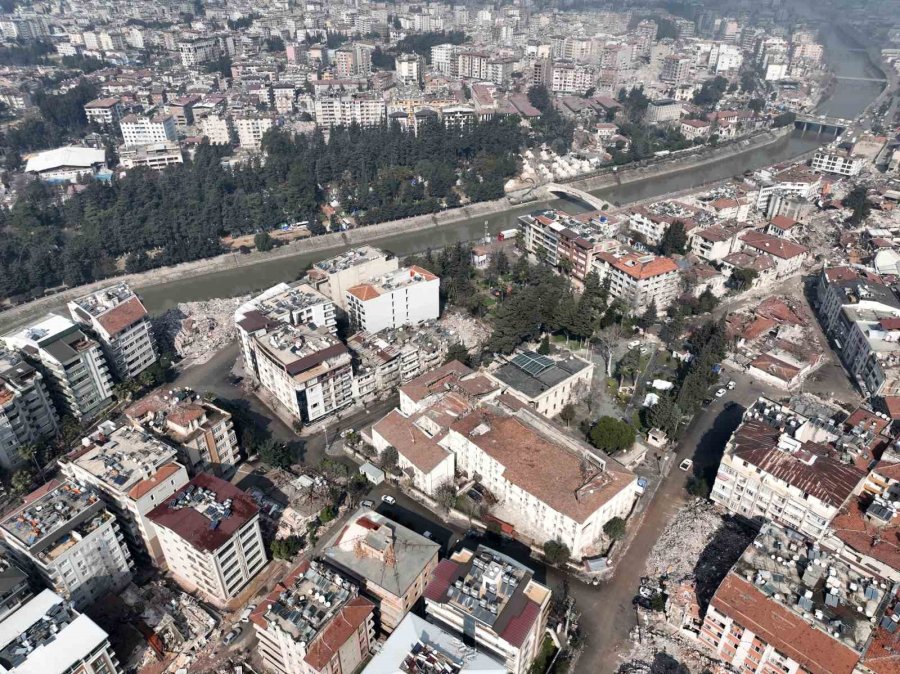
[[423, 545, 552, 674], [148, 474, 266, 607], [0, 349, 58, 470], [3, 315, 114, 422], [644, 98, 681, 124], [488, 349, 593, 418], [322, 508, 440, 632], [251, 560, 375, 674], [0, 589, 123, 674], [59, 421, 189, 564], [701, 523, 889, 674], [24, 146, 107, 183], [67, 283, 157, 381], [0, 480, 133, 609], [710, 397, 867, 539], [125, 388, 240, 477], [118, 141, 184, 170], [363, 612, 506, 673], [739, 230, 809, 278], [83, 97, 122, 126], [346, 266, 440, 334], [306, 246, 399, 310]]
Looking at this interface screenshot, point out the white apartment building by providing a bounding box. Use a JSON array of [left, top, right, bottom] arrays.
[[179, 37, 220, 67], [83, 98, 122, 126], [593, 251, 680, 314], [4, 315, 114, 422], [710, 398, 867, 540], [148, 474, 266, 607], [424, 546, 552, 674], [60, 421, 189, 564], [120, 114, 177, 147], [550, 64, 596, 94], [307, 246, 400, 310], [0, 590, 123, 674], [0, 480, 133, 610], [395, 53, 423, 85], [252, 560, 376, 674], [443, 404, 638, 559], [811, 147, 866, 177], [431, 43, 460, 76], [201, 114, 234, 145], [235, 116, 275, 150], [118, 142, 184, 171], [125, 388, 241, 477], [68, 283, 157, 381], [457, 51, 491, 80], [0, 349, 58, 471], [346, 266, 440, 334], [314, 95, 386, 127]]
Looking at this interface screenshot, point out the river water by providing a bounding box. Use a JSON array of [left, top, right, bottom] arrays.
[[33, 26, 891, 315]]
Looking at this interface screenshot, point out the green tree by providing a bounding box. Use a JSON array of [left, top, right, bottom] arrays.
[[730, 268, 758, 290], [319, 504, 337, 522], [659, 221, 688, 256], [258, 437, 292, 469], [748, 98, 765, 113], [527, 84, 552, 112], [773, 111, 797, 128], [844, 185, 872, 225], [543, 539, 571, 567], [444, 343, 471, 366], [16, 443, 42, 478], [254, 231, 275, 251], [638, 300, 658, 329], [559, 403, 576, 427], [588, 417, 636, 453], [603, 516, 626, 540], [617, 348, 642, 385], [271, 535, 302, 559], [537, 334, 551, 355], [380, 446, 399, 473], [645, 394, 680, 436], [435, 481, 458, 510], [687, 475, 710, 497], [10, 469, 33, 496]]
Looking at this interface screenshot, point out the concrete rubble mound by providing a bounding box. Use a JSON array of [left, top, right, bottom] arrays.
[[155, 296, 248, 364]]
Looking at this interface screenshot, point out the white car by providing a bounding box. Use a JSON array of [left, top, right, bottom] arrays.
[[381, 495, 396, 505], [715, 388, 726, 398], [679, 459, 693, 471], [726, 380, 736, 390], [223, 625, 243, 645]]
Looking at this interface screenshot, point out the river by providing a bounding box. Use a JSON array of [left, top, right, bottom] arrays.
[[4, 23, 886, 318]]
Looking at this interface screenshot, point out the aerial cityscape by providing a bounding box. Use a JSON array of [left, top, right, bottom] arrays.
[[0, 0, 897, 673]]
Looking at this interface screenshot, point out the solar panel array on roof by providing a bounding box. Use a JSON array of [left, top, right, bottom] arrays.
[[511, 351, 555, 377]]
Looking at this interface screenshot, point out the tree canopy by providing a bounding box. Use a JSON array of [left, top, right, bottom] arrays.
[[588, 416, 636, 454]]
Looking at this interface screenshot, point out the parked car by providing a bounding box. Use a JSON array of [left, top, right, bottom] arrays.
[[715, 388, 726, 398], [726, 380, 736, 390], [679, 459, 693, 471], [381, 495, 396, 505], [224, 626, 243, 645], [423, 531, 433, 539], [361, 499, 374, 508]]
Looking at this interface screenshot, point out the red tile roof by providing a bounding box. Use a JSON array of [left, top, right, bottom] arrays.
[[711, 574, 859, 674], [597, 252, 679, 280], [748, 352, 801, 382], [304, 596, 374, 671], [346, 283, 381, 301], [770, 215, 799, 230], [741, 231, 809, 260], [96, 296, 149, 337], [499, 598, 540, 648], [830, 497, 900, 573], [128, 463, 183, 500], [372, 409, 452, 474], [423, 559, 459, 602], [147, 473, 258, 552]]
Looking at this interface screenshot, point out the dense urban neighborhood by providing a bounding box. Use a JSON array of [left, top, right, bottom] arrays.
[[0, 0, 898, 674]]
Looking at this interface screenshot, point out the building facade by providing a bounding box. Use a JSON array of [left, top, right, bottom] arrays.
[[0, 349, 58, 470], [346, 266, 440, 334]]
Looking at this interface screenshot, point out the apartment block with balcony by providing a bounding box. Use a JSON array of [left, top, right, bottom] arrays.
[[0, 480, 133, 610], [59, 421, 189, 564], [423, 545, 552, 674], [322, 508, 439, 633], [251, 560, 376, 674], [710, 397, 867, 539], [83, 97, 122, 126], [0, 589, 123, 674], [0, 557, 31, 623], [0, 349, 58, 470], [812, 147, 866, 177], [148, 474, 266, 607], [345, 266, 440, 334], [125, 388, 240, 477], [68, 283, 158, 381], [120, 114, 177, 147], [3, 315, 114, 422], [593, 249, 680, 315]]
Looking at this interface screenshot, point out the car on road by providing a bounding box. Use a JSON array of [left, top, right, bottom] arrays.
[[381, 495, 396, 505], [361, 499, 374, 508], [423, 531, 433, 539], [239, 604, 256, 623], [223, 626, 243, 645], [679, 459, 693, 471], [701, 398, 713, 408], [726, 380, 736, 390], [715, 388, 726, 398]]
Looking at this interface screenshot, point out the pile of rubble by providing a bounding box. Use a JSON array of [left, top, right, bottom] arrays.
[[617, 621, 722, 674], [154, 296, 248, 364], [437, 310, 491, 349], [646, 499, 754, 609]]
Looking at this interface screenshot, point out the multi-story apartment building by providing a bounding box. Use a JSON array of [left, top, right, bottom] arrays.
[[700, 523, 889, 674], [424, 545, 552, 674], [812, 147, 866, 177], [334, 44, 372, 78], [322, 508, 439, 633], [306, 246, 400, 310], [125, 388, 240, 477], [457, 50, 491, 80], [593, 250, 680, 315], [118, 142, 184, 170], [67, 283, 157, 381], [0, 480, 133, 610], [661, 54, 692, 82], [549, 63, 596, 94], [753, 165, 821, 214], [346, 266, 440, 334], [710, 397, 867, 539], [148, 474, 266, 607], [59, 421, 189, 564], [251, 560, 375, 674], [395, 52, 423, 85], [201, 113, 234, 145], [3, 315, 114, 422], [179, 36, 220, 67], [442, 403, 637, 559], [314, 95, 386, 127], [120, 114, 177, 147], [83, 98, 122, 126], [0, 557, 31, 623], [235, 115, 275, 150], [0, 349, 58, 470], [431, 43, 460, 76], [0, 590, 123, 674]]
